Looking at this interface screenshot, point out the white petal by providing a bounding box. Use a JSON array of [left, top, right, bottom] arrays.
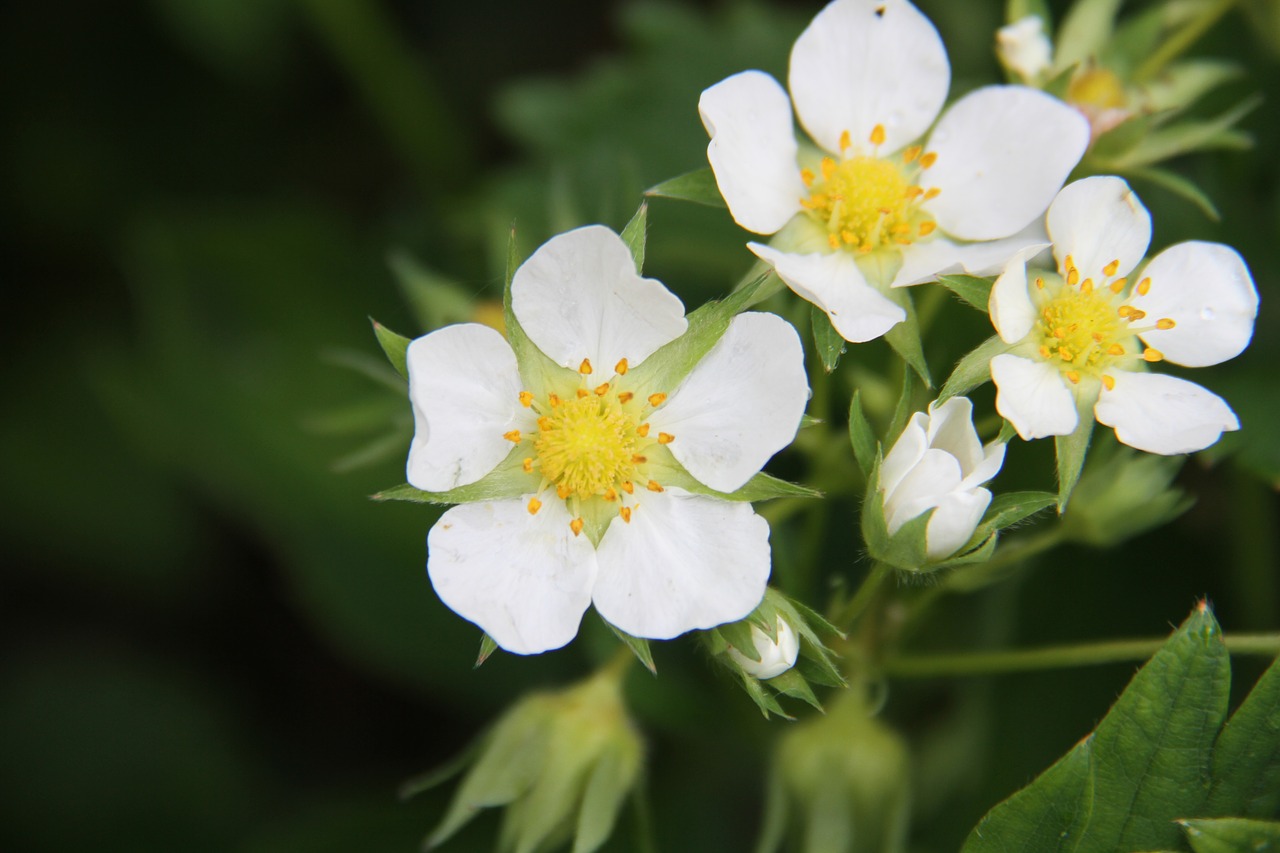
[[427, 499, 597, 655], [925, 397, 984, 472], [1095, 371, 1239, 455], [749, 242, 906, 342], [989, 245, 1046, 343], [700, 71, 806, 235], [651, 312, 808, 493], [891, 225, 1050, 288], [1131, 241, 1258, 368], [730, 618, 800, 679], [884, 448, 963, 534], [789, 0, 949, 154], [961, 441, 1006, 491], [1046, 176, 1151, 280], [406, 324, 528, 491], [880, 412, 929, 498], [511, 225, 687, 372], [926, 489, 991, 560], [926, 86, 1089, 241], [593, 490, 770, 640], [991, 353, 1078, 440]]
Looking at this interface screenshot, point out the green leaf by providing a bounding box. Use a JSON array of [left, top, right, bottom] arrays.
[[847, 390, 878, 477], [620, 201, 648, 273], [371, 319, 412, 380], [962, 738, 1092, 852], [936, 274, 995, 312], [939, 336, 1009, 404], [606, 623, 656, 675], [863, 461, 932, 572], [811, 304, 846, 372], [1181, 817, 1280, 853], [573, 738, 642, 853], [643, 167, 727, 208], [1055, 403, 1096, 511], [1127, 166, 1221, 221], [1205, 655, 1280, 817], [1053, 0, 1123, 72], [884, 289, 932, 387]]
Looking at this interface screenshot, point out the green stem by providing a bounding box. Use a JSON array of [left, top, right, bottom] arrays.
[[833, 561, 894, 630], [1132, 0, 1236, 83], [883, 633, 1280, 678]]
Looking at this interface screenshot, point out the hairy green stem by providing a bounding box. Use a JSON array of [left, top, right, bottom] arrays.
[[883, 632, 1280, 678], [833, 561, 895, 630]]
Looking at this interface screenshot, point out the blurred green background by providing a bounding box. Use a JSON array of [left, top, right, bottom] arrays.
[[2, 1, 1277, 851]]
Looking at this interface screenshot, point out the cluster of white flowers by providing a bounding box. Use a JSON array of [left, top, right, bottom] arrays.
[[394, 0, 1257, 660]]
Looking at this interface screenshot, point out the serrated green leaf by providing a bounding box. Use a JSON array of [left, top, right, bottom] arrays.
[[1205, 655, 1280, 817], [371, 318, 412, 380], [1054, 0, 1123, 72], [606, 622, 657, 675], [573, 738, 642, 853], [1056, 405, 1096, 511], [1180, 817, 1280, 853], [884, 289, 932, 387], [1127, 166, 1221, 221], [962, 737, 1092, 852], [1071, 606, 1229, 852], [937, 274, 995, 311], [848, 390, 878, 477], [620, 202, 648, 273], [940, 336, 1009, 403], [811, 304, 846, 372], [644, 167, 727, 207]]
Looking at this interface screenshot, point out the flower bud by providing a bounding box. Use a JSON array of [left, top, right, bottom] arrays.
[[996, 16, 1052, 82], [728, 616, 800, 680], [416, 656, 642, 853], [1062, 442, 1192, 547], [876, 397, 1005, 564]]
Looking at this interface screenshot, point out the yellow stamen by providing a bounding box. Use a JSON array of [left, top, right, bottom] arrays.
[[1067, 268, 1079, 286], [570, 517, 584, 537], [647, 480, 664, 493], [1102, 374, 1116, 391], [1080, 278, 1093, 294], [522, 457, 534, 473], [576, 388, 589, 398], [556, 484, 572, 500], [578, 358, 592, 375], [619, 506, 632, 523], [658, 432, 675, 445], [603, 487, 617, 502], [918, 221, 936, 236], [903, 145, 922, 163], [1039, 345, 1052, 358], [636, 423, 650, 437], [595, 382, 610, 396], [869, 124, 885, 146], [1035, 277, 1045, 290], [1064, 254, 1076, 273], [618, 391, 634, 404], [918, 151, 937, 169], [647, 393, 666, 407], [614, 358, 628, 376], [923, 187, 941, 200], [821, 157, 836, 180], [1137, 277, 1151, 296], [1156, 318, 1176, 330], [839, 129, 852, 151], [548, 393, 562, 408], [518, 391, 533, 407], [527, 497, 542, 515], [537, 416, 553, 431], [828, 233, 841, 249], [1143, 348, 1164, 362], [1066, 370, 1081, 384], [1103, 259, 1120, 277], [1110, 277, 1127, 294], [800, 167, 815, 187], [621, 481, 634, 495], [632, 454, 647, 464], [503, 430, 522, 443], [1107, 344, 1125, 356]]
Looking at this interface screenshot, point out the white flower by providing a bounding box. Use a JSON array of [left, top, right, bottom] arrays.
[[988, 176, 1258, 454], [406, 226, 810, 655], [996, 16, 1052, 82], [698, 0, 1089, 343], [880, 397, 1005, 561], [728, 617, 801, 679]]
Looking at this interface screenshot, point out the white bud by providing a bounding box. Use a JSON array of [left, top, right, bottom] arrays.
[[729, 617, 800, 679], [997, 16, 1053, 82]]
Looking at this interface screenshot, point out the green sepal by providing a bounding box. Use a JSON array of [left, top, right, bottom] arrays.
[[766, 668, 823, 712], [398, 734, 488, 801], [606, 622, 657, 675], [735, 672, 792, 720], [711, 618, 762, 662], [1055, 398, 1097, 511], [887, 366, 917, 445], [502, 226, 581, 396], [936, 274, 995, 312], [1128, 165, 1221, 221], [644, 167, 727, 208], [646, 447, 820, 502], [1042, 62, 1078, 100], [980, 490, 1057, 534], [811, 305, 846, 372], [476, 633, 500, 668], [371, 449, 538, 505], [883, 288, 932, 387], [371, 318, 412, 380], [847, 390, 878, 477], [862, 455, 933, 572], [939, 336, 1010, 404], [573, 736, 643, 853], [1053, 0, 1122, 73], [1181, 817, 1280, 853], [620, 201, 648, 273], [1087, 113, 1156, 164], [1111, 96, 1260, 171]]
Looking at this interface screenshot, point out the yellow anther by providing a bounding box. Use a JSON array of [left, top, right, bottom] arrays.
[[518, 391, 534, 407], [1137, 277, 1151, 296], [828, 233, 841, 249], [522, 457, 534, 473], [903, 145, 922, 163], [1067, 268, 1079, 286], [1102, 374, 1116, 391], [548, 393, 562, 408], [618, 391, 634, 404], [636, 423, 650, 437], [537, 416, 554, 431], [527, 497, 542, 515], [556, 484, 572, 500], [632, 454, 647, 464], [841, 230, 857, 244], [576, 388, 589, 399], [603, 487, 617, 502], [1156, 318, 1176, 330], [891, 223, 912, 235], [918, 221, 936, 236], [1035, 277, 1045, 290], [1110, 277, 1127, 294], [1103, 259, 1120, 277], [1053, 327, 1067, 339], [1039, 345, 1052, 358], [1117, 305, 1134, 318], [800, 168, 815, 187], [1080, 278, 1093, 293], [619, 506, 633, 523], [1091, 332, 1104, 342], [647, 480, 664, 493], [579, 358, 593, 375], [1064, 254, 1076, 273], [569, 517, 585, 537], [621, 481, 635, 495], [1129, 309, 1147, 321], [923, 187, 941, 200], [647, 393, 667, 407], [658, 432, 675, 444], [594, 382, 611, 396], [918, 151, 937, 169], [839, 129, 852, 151], [905, 185, 924, 199], [821, 157, 836, 180], [614, 358, 629, 376], [1066, 370, 1081, 384], [1059, 347, 1074, 362], [869, 124, 885, 146], [1107, 344, 1125, 356], [503, 429, 522, 443], [1143, 348, 1164, 363]]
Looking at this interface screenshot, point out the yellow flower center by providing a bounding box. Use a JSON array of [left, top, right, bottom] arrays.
[[1067, 67, 1127, 112], [800, 125, 939, 254], [1031, 256, 1176, 389], [505, 359, 675, 536]]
